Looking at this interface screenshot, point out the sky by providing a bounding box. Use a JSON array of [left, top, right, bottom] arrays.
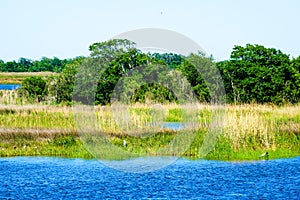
[[1, 0, 300, 62]]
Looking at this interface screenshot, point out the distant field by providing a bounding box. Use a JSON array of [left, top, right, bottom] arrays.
[[0, 72, 58, 84]]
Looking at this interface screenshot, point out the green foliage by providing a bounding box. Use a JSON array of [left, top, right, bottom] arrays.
[[152, 52, 183, 68], [72, 39, 141, 105], [53, 57, 85, 103], [218, 44, 300, 104], [89, 39, 136, 59], [18, 58, 33, 71], [95, 48, 150, 104], [165, 108, 182, 122], [92, 41, 166, 105], [112, 62, 184, 105], [50, 134, 77, 147], [176, 53, 221, 102], [132, 83, 176, 103], [18, 76, 48, 102], [178, 57, 209, 102], [4, 41, 300, 105], [0, 57, 72, 72], [289, 56, 300, 102]]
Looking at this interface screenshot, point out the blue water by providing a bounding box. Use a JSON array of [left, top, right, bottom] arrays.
[[0, 84, 20, 90], [0, 156, 299, 199], [162, 122, 185, 130]]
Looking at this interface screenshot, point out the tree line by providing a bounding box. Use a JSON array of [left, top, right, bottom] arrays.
[[0, 57, 83, 72], [11, 39, 300, 105]]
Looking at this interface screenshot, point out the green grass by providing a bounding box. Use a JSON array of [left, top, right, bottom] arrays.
[[0, 103, 299, 161], [203, 132, 300, 161], [1, 129, 298, 161], [0, 134, 93, 159]]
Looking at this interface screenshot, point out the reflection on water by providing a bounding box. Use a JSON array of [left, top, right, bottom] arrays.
[[0, 156, 299, 199]]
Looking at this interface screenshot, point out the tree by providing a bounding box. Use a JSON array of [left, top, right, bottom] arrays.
[[152, 53, 183, 68], [3, 61, 18, 72], [288, 56, 300, 102], [89, 39, 136, 60], [0, 60, 4, 71], [218, 44, 299, 104], [53, 57, 85, 103], [95, 48, 163, 105], [176, 53, 220, 102], [18, 76, 48, 102], [18, 58, 33, 72]]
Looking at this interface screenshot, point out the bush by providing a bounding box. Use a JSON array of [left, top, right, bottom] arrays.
[[18, 76, 48, 103]]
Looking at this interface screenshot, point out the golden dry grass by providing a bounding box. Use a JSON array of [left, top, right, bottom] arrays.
[[0, 72, 57, 84], [223, 103, 300, 150], [224, 105, 276, 150], [0, 90, 21, 104]]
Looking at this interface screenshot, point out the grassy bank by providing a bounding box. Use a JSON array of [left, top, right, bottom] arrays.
[[0, 134, 93, 158], [0, 103, 299, 161], [0, 72, 57, 84]]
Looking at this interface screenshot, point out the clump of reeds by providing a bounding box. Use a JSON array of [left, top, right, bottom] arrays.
[[0, 90, 21, 105], [0, 105, 75, 130], [224, 105, 276, 151]]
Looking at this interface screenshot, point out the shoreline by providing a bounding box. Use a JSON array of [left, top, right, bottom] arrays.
[[1, 146, 299, 162], [0, 132, 299, 161]]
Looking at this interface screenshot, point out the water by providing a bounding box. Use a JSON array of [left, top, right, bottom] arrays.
[[0, 84, 20, 90], [0, 156, 299, 199], [162, 122, 185, 130]]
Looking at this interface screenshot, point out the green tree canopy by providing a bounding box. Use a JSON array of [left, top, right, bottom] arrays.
[[52, 56, 86, 103], [95, 48, 165, 105], [6, 41, 300, 105], [18, 76, 48, 102], [218, 44, 300, 104]]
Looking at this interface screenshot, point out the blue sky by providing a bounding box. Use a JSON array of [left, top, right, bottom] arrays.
[[1, 0, 300, 62]]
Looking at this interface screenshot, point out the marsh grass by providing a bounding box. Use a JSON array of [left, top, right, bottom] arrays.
[[0, 103, 299, 160], [0, 90, 23, 105], [0, 134, 93, 159], [0, 72, 57, 84], [0, 105, 75, 130]]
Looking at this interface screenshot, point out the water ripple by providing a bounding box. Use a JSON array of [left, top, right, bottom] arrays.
[[0, 156, 299, 199]]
